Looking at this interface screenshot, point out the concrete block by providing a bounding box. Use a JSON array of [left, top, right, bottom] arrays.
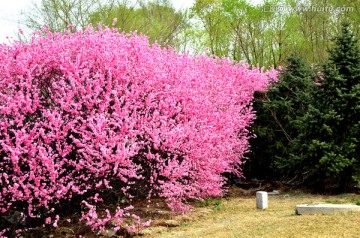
[[256, 191, 268, 209]]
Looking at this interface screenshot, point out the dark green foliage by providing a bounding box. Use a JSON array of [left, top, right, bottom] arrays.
[[245, 56, 317, 180], [287, 23, 360, 191]]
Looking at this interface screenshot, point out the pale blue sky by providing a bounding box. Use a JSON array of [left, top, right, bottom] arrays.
[[0, 0, 37, 43], [0, 0, 195, 43]]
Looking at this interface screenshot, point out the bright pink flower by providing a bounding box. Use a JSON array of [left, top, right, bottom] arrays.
[[0, 25, 277, 234], [45, 217, 51, 224]]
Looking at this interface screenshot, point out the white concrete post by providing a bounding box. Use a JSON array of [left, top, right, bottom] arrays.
[[256, 191, 268, 209]]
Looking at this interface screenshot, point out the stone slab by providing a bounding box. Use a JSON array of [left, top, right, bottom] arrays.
[[296, 204, 360, 215], [268, 190, 280, 195]]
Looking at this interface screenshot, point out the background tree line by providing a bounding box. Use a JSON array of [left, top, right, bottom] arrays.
[[23, 0, 359, 68], [248, 23, 360, 193], [22, 0, 360, 191]]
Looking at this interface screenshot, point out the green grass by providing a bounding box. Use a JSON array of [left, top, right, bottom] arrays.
[[196, 198, 222, 210], [325, 199, 344, 204]]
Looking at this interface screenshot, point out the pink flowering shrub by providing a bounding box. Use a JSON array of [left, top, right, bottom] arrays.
[[0, 26, 277, 235]]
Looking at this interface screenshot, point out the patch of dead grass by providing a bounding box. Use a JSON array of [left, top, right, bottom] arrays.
[[146, 188, 360, 238]]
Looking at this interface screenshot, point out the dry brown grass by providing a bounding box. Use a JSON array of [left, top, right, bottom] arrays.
[[145, 188, 360, 238]]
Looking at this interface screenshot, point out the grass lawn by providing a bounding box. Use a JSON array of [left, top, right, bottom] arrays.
[[143, 187, 360, 238]]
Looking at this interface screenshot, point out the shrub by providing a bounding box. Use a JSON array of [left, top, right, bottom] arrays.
[[0, 26, 276, 236]]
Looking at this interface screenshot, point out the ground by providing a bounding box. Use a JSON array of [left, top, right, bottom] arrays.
[[21, 182, 360, 238]]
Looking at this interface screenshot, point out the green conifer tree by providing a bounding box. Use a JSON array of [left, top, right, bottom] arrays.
[[288, 23, 360, 191], [246, 56, 316, 180]]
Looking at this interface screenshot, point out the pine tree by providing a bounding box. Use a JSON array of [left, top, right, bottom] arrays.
[[246, 56, 316, 180], [289, 23, 360, 191]]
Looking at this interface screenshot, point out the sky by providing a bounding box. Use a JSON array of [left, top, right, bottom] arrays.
[[0, 0, 196, 44], [0, 0, 34, 43]]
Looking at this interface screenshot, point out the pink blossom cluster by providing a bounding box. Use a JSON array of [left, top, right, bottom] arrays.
[[0, 26, 277, 235]]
